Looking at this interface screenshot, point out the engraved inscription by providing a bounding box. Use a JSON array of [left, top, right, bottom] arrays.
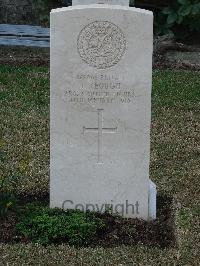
[[77, 21, 126, 69], [66, 89, 135, 104], [83, 109, 117, 163], [64, 73, 135, 104]]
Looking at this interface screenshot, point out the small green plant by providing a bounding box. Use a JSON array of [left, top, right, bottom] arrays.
[[0, 177, 16, 218], [0, 192, 16, 217], [178, 209, 191, 229], [34, 0, 50, 26], [16, 204, 106, 246], [162, 0, 200, 27], [155, 0, 200, 39]]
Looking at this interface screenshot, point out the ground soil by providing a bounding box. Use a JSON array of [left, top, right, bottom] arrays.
[[0, 196, 176, 248], [0, 46, 49, 67]]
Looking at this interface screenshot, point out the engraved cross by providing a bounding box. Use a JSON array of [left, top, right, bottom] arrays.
[[83, 109, 117, 164]]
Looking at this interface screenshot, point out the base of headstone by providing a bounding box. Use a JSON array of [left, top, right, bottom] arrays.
[[148, 180, 157, 220]]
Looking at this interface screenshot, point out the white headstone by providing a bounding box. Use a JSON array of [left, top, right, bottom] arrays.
[[73, 0, 129, 6], [50, 4, 156, 220]]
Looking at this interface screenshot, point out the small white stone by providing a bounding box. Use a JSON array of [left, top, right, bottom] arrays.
[[149, 181, 157, 220]]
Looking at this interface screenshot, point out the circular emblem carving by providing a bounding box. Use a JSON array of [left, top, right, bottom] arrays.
[[77, 21, 126, 69]]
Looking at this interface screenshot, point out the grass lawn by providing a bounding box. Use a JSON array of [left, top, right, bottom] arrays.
[[0, 66, 200, 265]]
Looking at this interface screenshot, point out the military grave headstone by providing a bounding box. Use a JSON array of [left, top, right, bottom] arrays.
[[50, 1, 156, 220]]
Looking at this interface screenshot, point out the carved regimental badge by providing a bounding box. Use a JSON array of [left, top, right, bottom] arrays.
[[77, 21, 126, 69]]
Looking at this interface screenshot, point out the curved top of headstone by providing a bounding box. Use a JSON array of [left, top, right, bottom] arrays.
[[72, 0, 129, 6], [51, 5, 152, 16]]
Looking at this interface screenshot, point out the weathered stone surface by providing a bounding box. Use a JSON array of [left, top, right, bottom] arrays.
[[0, 24, 50, 48], [73, 0, 129, 5], [50, 5, 155, 219], [166, 51, 200, 66]]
